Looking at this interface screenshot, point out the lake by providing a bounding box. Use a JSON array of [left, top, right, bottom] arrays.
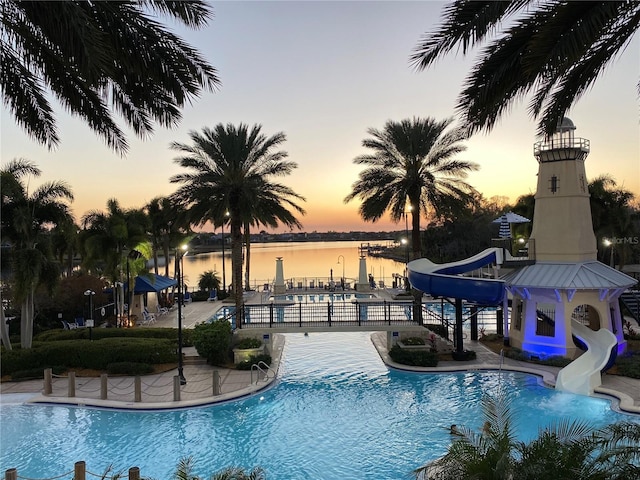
[[179, 240, 405, 291]]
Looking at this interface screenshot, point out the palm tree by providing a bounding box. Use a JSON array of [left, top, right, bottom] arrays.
[[411, 1, 640, 137], [0, 159, 74, 348], [80, 199, 150, 282], [50, 216, 79, 277], [145, 196, 191, 277], [1, 0, 219, 153], [242, 177, 306, 290], [415, 393, 640, 480], [588, 175, 636, 268], [170, 123, 305, 328], [345, 117, 478, 262], [198, 270, 221, 294], [173, 457, 266, 480]]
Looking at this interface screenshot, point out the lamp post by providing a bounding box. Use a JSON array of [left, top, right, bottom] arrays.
[[83, 290, 95, 340], [603, 238, 614, 267], [337, 255, 345, 286], [176, 244, 188, 385], [401, 238, 409, 290]]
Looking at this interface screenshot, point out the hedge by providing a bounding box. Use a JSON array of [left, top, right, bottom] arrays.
[[1, 338, 176, 377], [388, 345, 438, 367], [34, 327, 193, 346]]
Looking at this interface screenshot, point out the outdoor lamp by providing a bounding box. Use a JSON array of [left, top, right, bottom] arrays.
[[177, 244, 188, 385]]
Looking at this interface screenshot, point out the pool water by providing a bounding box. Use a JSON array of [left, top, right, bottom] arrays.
[[1, 332, 636, 479]]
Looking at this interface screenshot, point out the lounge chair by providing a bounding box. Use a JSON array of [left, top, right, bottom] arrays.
[[75, 317, 85, 328], [141, 309, 156, 325], [156, 304, 169, 315], [206, 290, 218, 302], [61, 320, 77, 330], [183, 291, 192, 304]]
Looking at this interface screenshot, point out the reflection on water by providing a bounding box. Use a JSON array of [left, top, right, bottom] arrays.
[[180, 241, 404, 290]]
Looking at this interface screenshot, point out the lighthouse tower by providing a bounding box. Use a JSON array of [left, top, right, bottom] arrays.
[[528, 117, 596, 261], [501, 119, 635, 394]]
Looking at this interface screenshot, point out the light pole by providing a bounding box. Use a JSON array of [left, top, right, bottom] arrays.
[[603, 238, 614, 267], [177, 244, 188, 385], [401, 238, 409, 290], [337, 255, 345, 286], [83, 290, 95, 340]]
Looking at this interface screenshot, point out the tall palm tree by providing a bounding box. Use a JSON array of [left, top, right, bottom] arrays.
[[345, 117, 478, 262], [1, 0, 219, 153], [170, 123, 305, 328], [411, 1, 640, 137], [0, 159, 74, 348]]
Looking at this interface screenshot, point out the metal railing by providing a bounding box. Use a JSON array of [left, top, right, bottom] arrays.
[[250, 360, 276, 385], [239, 300, 420, 328]]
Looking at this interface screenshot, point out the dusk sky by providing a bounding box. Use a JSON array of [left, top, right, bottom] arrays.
[[1, 1, 638, 234]]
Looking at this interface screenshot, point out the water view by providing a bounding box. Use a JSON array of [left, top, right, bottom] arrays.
[[179, 240, 405, 291]]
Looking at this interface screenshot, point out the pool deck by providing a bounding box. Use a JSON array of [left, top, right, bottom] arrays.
[[1, 293, 639, 414]]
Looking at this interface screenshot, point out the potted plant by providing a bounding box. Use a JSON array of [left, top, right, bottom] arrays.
[[232, 337, 264, 364]]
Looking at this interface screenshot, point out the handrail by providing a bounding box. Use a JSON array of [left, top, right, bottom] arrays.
[[250, 361, 276, 385]]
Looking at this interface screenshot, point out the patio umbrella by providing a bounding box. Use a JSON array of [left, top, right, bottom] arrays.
[[493, 211, 531, 238]]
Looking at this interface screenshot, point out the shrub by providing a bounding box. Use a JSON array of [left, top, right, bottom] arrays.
[[235, 337, 262, 349], [192, 320, 233, 365], [1, 338, 175, 376], [236, 354, 273, 370], [388, 345, 438, 367], [107, 362, 154, 375]]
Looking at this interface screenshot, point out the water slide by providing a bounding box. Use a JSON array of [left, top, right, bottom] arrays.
[[407, 248, 505, 306], [555, 320, 618, 396]]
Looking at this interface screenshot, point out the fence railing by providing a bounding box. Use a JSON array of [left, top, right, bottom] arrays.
[[237, 300, 420, 328], [42, 368, 223, 403], [5, 461, 141, 480]]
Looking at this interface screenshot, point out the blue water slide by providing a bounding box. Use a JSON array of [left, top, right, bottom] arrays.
[[407, 248, 505, 306]]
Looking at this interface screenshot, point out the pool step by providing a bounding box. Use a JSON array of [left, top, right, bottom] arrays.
[[183, 355, 207, 365]]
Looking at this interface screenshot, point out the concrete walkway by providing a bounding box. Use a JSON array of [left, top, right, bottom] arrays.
[[1, 298, 638, 414]]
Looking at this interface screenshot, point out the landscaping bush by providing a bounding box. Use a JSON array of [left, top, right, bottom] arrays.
[[34, 327, 194, 347], [235, 337, 262, 349], [192, 319, 233, 365], [236, 354, 273, 370], [1, 338, 175, 377], [388, 345, 438, 367], [107, 362, 154, 375], [615, 351, 640, 379]]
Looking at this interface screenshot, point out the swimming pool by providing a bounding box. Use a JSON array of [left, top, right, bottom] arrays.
[[1, 332, 636, 479]]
